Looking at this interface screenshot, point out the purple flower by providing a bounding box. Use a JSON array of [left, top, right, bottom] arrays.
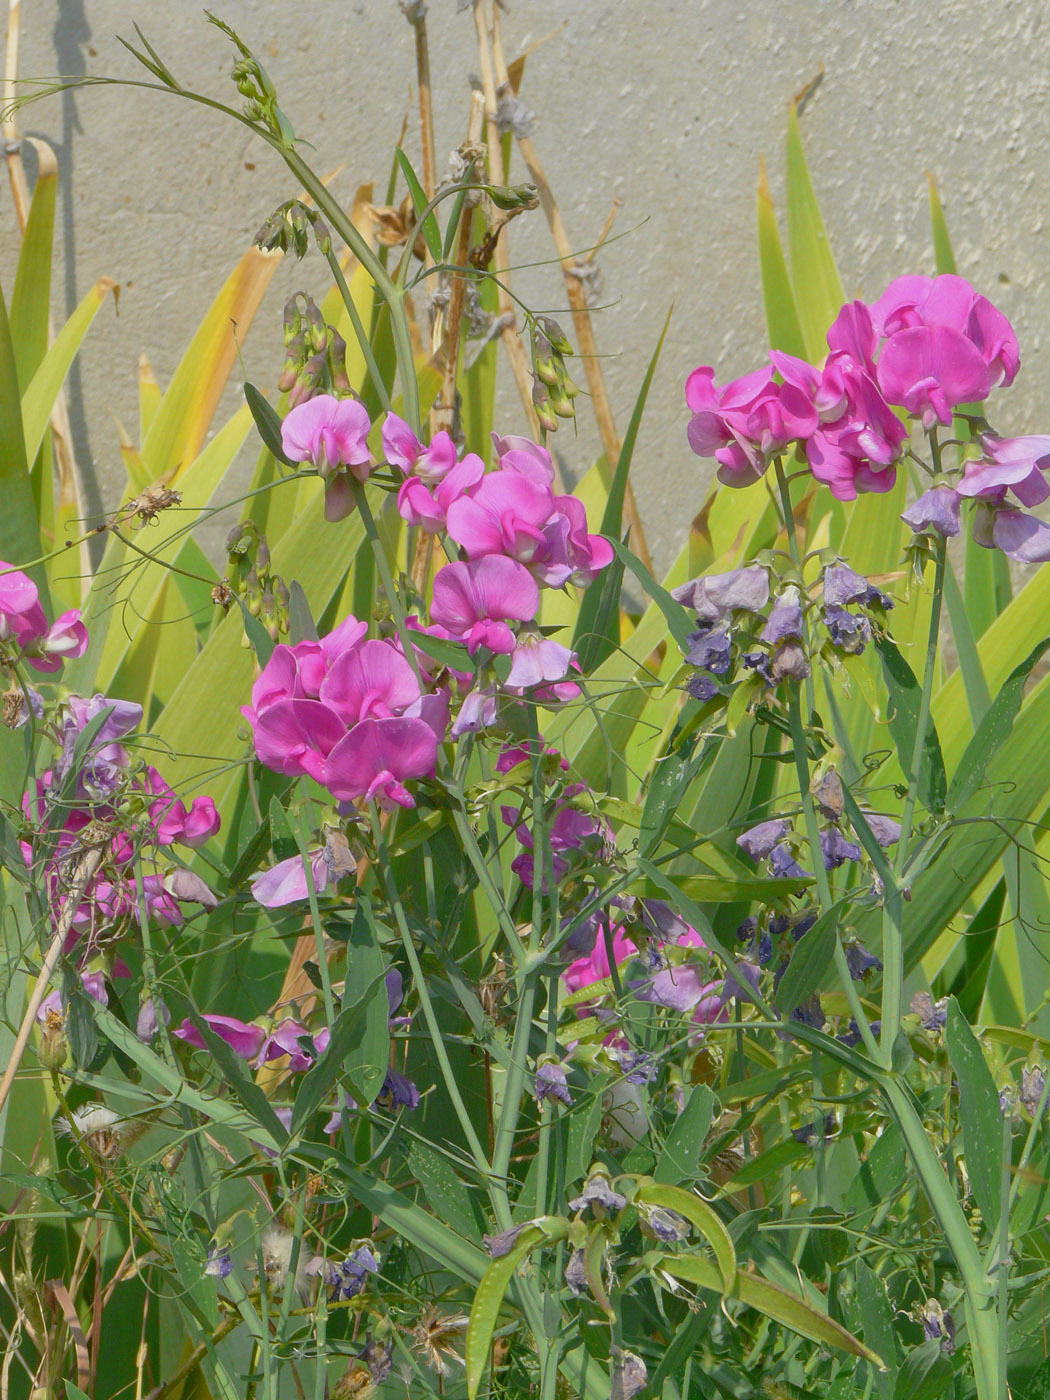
[[483, 1224, 525, 1258], [136, 997, 170, 1041], [174, 1014, 267, 1061], [980, 507, 1050, 564], [450, 686, 498, 737], [957, 433, 1050, 507], [282, 395, 373, 521], [505, 631, 576, 689], [820, 826, 862, 870], [375, 1068, 419, 1111], [685, 626, 732, 674], [910, 992, 947, 1031], [761, 587, 804, 644], [736, 818, 790, 861], [844, 941, 882, 980], [858, 812, 901, 848], [564, 1248, 588, 1296], [687, 672, 718, 702], [568, 1172, 627, 1215], [901, 487, 962, 538], [535, 1061, 573, 1106], [769, 844, 811, 880], [323, 1245, 378, 1302], [637, 1205, 690, 1243], [670, 566, 769, 626], [823, 605, 872, 654], [204, 1245, 233, 1279]]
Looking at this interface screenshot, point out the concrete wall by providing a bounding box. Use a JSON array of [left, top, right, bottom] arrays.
[[6, 1, 1050, 569]]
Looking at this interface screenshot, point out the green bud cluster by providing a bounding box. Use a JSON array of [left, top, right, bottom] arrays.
[[225, 522, 291, 643], [277, 293, 352, 407], [530, 316, 579, 429], [484, 182, 540, 212]]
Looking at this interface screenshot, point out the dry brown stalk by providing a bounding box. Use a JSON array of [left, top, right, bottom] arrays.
[[490, 2, 652, 570]]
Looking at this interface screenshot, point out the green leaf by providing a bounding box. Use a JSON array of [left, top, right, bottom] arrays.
[[944, 997, 1003, 1232], [0, 281, 46, 603], [182, 1010, 290, 1144], [1024, 1356, 1050, 1400], [339, 897, 392, 1106], [290, 967, 387, 1133], [893, 1340, 952, 1400], [785, 102, 846, 361], [20, 277, 116, 471], [856, 1262, 898, 1398], [844, 1121, 905, 1217], [943, 558, 991, 725], [633, 1179, 736, 1290], [946, 636, 1050, 813], [607, 538, 695, 653], [574, 308, 672, 671], [653, 1250, 882, 1363], [466, 1220, 570, 1398], [927, 172, 957, 276], [65, 1384, 91, 1400], [757, 155, 807, 358], [407, 1140, 481, 1243], [395, 148, 442, 265], [638, 721, 705, 858], [287, 579, 318, 643], [237, 597, 275, 667], [244, 382, 293, 465], [775, 899, 846, 1014], [11, 147, 58, 388], [875, 634, 947, 816], [653, 1084, 715, 1185]]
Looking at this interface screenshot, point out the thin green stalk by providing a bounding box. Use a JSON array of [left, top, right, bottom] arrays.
[[295, 807, 336, 1028], [369, 810, 492, 1177], [881, 532, 946, 1061], [316, 239, 391, 414]]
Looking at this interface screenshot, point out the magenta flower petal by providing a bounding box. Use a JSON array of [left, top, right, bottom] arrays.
[[250, 849, 330, 907], [324, 716, 438, 807], [877, 325, 992, 428], [282, 394, 372, 472], [175, 1014, 267, 1060], [505, 632, 575, 689], [320, 639, 420, 725], [248, 698, 347, 781], [381, 411, 422, 472], [431, 557, 540, 655]]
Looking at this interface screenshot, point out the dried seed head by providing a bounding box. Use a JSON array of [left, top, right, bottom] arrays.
[[412, 1304, 469, 1377]]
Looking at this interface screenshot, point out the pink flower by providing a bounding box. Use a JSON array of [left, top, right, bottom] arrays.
[[175, 1014, 267, 1060], [257, 1019, 316, 1072], [505, 630, 576, 689], [491, 432, 556, 483], [957, 434, 1050, 508], [382, 412, 459, 484], [281, 395, 373, 523], [431, 557, 540, 655], [563, 927, 639, 996], [250, 848, 330, 907], [397, 454, 485, 532], [451, 686, 498, 737], [320, 639, 422, 726], [685, 365, 816, 487], [0, 565, 48, 648], [30, 610, 89, 673], [324, 715, 439, 809], [876, 325, 991, 430]]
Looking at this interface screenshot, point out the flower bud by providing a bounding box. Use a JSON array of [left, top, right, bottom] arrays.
[[532, 329, 560, 387], [537, 316, 573, 355], [327, 329, 352, 395], [486, 182, 540, 211], [532, 378, 558, 432]]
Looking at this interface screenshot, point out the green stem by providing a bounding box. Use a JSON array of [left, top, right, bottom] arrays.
[[317, 240, 391, 414]]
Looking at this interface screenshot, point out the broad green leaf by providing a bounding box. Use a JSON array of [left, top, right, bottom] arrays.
[[927, 172, 958, 276], [965, 528, 1013, 641], [893, 1340, 952, 1400], [395, 148, 442, 264], [856, 1262, 898, 1397], [653, 1250, 882, 1363], [1024, 1355, 1050, 1400], [466, 1220, 570, 1398], [244, 382, 293, 464], [757, 155, 806, 358], [785, 102, 846, 361], [607, 538, 694, 652], [944, 997, 1003, 1233], [942, 558, 991, 725], [407, 1140, 481, 1244], [290, 968, 386, 1132], [339, 897, 392, 1106], [21, 276, 117, 468], [10, 142, 58, 387], [633, 1179, 736, 1290], [574, 308, 672, 671], [653, 1084, 715, 1185], [875, 634, 946, 816], [775, 899, 846, 1013], [0, 281, 46, 603], [946, 636, 1050, 813], [138, 353, 162, 439], [141, 244, 281, 481]]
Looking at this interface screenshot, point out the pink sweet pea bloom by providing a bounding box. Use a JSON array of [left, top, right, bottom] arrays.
[[0, 564, 48, 648], [320, 639, 421, 726], [30, 610, 89, 673], [249, 697, 347, 783], [257, 1019, 316, 1072], [397, 453, 485, 532], [381, 412, 459, 484], [563, 926, 639, 997], [871, 273, 1018, 389], [445, 469, 555, 564], [685, 364, 817, 487], [877, 325, 992, 430], [451, 686, 498, 737], [281, 394, 373, 522], [957, 434, 1050, 508], [431, 557, 540, 655], [250, 848, 330, 907], [492, 431, 556, 483], [324, 715, 439, 808], [505, 630, 575, 689], [175, 1014, 267, 1060]]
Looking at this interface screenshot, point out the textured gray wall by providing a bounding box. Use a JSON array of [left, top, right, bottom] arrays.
[[6, 1, 1050, 569]]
